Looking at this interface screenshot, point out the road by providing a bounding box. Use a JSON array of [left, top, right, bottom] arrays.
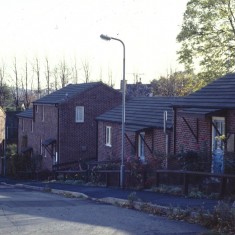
[[0, 184, 208, 235]]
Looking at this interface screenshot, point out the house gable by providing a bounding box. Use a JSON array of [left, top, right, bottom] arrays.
[[173, 73, 235, 109], [173, 73, 235, 173], [97, 96, 176, 162]]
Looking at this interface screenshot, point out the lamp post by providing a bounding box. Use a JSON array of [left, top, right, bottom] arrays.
[[100, 34, 126, 188]]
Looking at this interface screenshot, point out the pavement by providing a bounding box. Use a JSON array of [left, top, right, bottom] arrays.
[[0, 177, 219, 213]]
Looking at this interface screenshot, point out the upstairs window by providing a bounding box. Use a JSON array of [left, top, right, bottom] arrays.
[[75, 106, 84, 123], [105, 126, 112, 147]]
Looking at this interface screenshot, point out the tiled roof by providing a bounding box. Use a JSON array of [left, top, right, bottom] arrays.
[[173, 73, 235, 109], [178, 108, 221, 116], [17, 108, 33, 119], [33, 82, 102, 105], [96, 96, 178, 131]]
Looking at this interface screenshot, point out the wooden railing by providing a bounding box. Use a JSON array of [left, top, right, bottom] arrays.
[[155, 169, 235, 198], [53, 163, 235, 198]]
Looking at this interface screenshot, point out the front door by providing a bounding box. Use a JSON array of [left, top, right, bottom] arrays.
[[212, 117, 225, 173]]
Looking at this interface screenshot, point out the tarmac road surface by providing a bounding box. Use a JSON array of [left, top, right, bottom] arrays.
[[0, 184, 209, 235]]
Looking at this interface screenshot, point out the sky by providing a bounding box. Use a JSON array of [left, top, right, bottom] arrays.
[[0, 0, 188, 88]]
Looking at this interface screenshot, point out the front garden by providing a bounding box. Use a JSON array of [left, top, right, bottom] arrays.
[[2, 143, 235, 234]]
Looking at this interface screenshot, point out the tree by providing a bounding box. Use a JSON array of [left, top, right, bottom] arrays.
[[71, 57, 79, 84], [45, 57, 51, 95], [12, 57, 20, 110], [33, 57, 41, 99], [58, 58, 70, 88], [177, 0, 235, 83], [81, 58, 91, 83], [21, 59, 31, 109], [108, 68, 115, 88], [151, 70, 205, 96], [0, 63, 12, 108]]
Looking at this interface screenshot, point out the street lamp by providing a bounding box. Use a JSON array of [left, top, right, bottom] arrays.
[[100, 34, 126, 188]]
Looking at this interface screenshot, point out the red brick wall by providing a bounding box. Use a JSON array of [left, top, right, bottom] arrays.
[[227, 110, 235, 133], [18, 84, 122, 171], [58, 84, 122, 163], [175, 109, 235, 154], [175, 110, 211, 154], [97, 121, 174, 162], [152, 128, 174, 155], [18, 105, 58, 171], [97, 121, 122, 161]]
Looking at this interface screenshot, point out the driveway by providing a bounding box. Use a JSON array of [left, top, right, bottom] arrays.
[[0, 184, 209, 235]]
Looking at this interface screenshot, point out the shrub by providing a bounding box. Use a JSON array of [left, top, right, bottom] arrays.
[[178, 150, 207, 172], [89, 161, 120, 185]]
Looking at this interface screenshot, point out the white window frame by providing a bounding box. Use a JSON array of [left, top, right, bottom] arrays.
[[75, 106, 84, 123], [105, 126, 112, 147], [138, 132, 145, 162]]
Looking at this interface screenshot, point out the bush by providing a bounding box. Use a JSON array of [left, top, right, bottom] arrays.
[[178, 150, 207, 172], [89, 161, 120, 185], [125, 156, 158, 189], [6, 146, 43, 178], [198, 201, 235, 234]]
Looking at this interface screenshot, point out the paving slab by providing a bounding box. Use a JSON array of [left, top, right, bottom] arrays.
[[0, 177, 218, 211]]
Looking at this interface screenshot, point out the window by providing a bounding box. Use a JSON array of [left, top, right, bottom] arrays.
[[105, 126, 112, 146], [138, 132, 145, 162], [35, 105, 38, 113], [75, 106, 84, 123]]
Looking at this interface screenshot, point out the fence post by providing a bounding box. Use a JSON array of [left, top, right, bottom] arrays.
[[219, 177, 227, 199], [183, 173, 189, 195], [105, 172, 108, 187], [156, 171, 160, 186]]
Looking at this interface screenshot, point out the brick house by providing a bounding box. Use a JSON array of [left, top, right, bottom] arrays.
[[173, 73, 235, 173], [96, 96, 177, 165], [5, 111, 20, 145], [17, 82, 122, 171]]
